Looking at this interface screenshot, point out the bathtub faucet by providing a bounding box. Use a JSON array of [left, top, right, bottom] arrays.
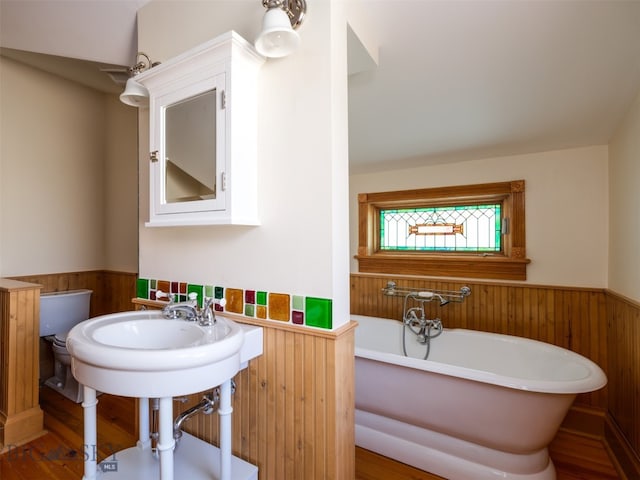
[[416, 318, 442, 344]]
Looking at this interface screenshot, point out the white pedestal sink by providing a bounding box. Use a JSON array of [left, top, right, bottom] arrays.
[[66, 310, 263, 480]]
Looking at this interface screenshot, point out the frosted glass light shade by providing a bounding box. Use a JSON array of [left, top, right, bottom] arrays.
[[255, 7, 301, 58], [120, 77, 149, 107]]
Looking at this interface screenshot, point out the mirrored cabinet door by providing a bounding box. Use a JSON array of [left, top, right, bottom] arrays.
[[152, 72, 226, 217]]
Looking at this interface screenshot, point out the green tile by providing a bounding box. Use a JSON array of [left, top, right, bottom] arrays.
[[136, 278, 150, 299], [305, 297, 332, 329], [244, 304, 255, 317], [205, 285, 214, 298], [292, 295, 304, 310], [214, 286, 224, 299], [150, 279, 157, 289], [256, 291, 268, 306], [187, 284, 204, 307]]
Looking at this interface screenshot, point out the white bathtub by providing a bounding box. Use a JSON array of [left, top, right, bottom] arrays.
[[353, 314, 607, 480]]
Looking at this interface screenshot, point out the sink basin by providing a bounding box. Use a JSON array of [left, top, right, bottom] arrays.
[[92, 320, 206, 349], [66, 310, 248, 397]]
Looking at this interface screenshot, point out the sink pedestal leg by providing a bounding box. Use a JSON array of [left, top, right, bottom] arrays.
[[157, 396, 175, 480], [81, 386, 98, 480], [137, 397, 151, 450], [219, 379, 232, 480]]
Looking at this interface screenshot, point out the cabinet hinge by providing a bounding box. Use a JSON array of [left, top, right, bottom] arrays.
[[221, 172, 227, 191], [150, 150, 159, 163], [221, 90, 226, 109]]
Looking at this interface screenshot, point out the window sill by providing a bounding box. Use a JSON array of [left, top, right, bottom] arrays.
[[355, 254, 531, 281]]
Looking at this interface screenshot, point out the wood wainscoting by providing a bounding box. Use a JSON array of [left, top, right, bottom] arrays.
[[10, 270, 138, 317], [183, 315, 357, 480], [606, 290, 640, 478]]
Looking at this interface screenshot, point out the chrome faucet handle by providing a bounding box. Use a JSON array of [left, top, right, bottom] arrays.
[[430, 318, 443, 331], [199, 297, 216, 326], [156, 290, 173, 303], [199, 297, 227, 326], [188, 292, 199, 305]]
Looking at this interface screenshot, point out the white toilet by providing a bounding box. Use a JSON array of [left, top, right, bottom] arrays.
[[40, 289, 92, 403]]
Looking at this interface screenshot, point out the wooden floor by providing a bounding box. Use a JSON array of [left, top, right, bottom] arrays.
[[0, 387, 137, 480], [354, 430, 621, 480], [1, 387, 621, 480]]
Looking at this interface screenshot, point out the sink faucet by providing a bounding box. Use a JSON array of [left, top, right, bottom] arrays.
[[164, 302, 198, 321], [158, 291, 225, 326]]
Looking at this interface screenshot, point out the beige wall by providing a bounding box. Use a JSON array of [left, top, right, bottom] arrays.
[[0, 56, 138, 276], [609, 87, 640, 302], [136, 0, 352, 327], [350, 145, 609, 288], [104, 95, 139, 272]]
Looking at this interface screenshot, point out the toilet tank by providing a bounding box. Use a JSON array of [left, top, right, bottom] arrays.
[[40, 289, 93, 337]]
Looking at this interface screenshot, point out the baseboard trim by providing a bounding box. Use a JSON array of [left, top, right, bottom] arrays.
[[560, 405, 605, 438], [559, 405, 640, 479], [604, 413, 640, 480]]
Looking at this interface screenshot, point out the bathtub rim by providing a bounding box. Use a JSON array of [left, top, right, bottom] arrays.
[[352, 314, 607, 395]]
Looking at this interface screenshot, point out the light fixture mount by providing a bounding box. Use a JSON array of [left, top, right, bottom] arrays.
[[128, 52, 153, 76], [262, 0, 306, 29]]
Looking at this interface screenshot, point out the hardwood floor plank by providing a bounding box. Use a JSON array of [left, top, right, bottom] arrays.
[[355, 447, 445, 480], [550, 430, 620, 479], [1, 388, 137, 480]]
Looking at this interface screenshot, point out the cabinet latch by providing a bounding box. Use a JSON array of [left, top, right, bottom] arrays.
[[150, 150, 159, 163]]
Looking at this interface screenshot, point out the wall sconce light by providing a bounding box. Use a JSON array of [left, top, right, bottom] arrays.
[[255, 0, 307, 58], [120, 53, 157, 107]]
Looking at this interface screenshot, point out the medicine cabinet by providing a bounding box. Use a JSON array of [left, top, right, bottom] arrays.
[[137, 31, 264, 227]]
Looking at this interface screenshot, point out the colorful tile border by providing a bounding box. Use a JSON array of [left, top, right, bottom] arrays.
[[136, 277, 332, 329]]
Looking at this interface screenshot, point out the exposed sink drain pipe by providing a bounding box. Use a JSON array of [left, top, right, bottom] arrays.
[[172, 380, 236, 451]]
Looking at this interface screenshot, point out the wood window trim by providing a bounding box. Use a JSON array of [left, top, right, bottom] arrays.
[[355, 180, 530, 281]]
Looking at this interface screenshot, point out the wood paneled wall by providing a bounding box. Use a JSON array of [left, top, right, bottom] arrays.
[[165, 313, 356, 480], [10, 270, 137, 317], [350, 273, 608, 410], [606, 291, 640, 465]]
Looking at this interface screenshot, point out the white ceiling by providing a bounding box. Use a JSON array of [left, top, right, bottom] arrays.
[[2, 1, 640, 175], [348, 1, 640, 173]]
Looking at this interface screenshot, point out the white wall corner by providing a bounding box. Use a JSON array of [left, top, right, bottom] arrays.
[[345, 1, 378, 76], [347, 24, 378, 76]]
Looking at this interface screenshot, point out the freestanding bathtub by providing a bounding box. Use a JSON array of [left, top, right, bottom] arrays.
[[353, 314, 607, 480]]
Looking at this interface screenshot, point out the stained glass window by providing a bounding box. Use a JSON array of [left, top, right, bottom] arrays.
[[380, 204, 502, 252]]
